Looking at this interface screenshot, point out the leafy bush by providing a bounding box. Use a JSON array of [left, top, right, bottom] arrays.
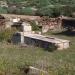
[[19, 7, 36, 15], [0, 28, 16, 42], [36, 7, 54, 16], [47, 43, 58, 51], [36, 5, 75, 17], [7, 7, 36, 15], [30, 21, 41, 31], [0, 7, 7, 14]]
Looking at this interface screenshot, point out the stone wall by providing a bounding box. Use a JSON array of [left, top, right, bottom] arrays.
[[38, 17, 62, 32]]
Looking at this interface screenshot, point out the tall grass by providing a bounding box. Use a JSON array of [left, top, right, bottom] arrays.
[[0, 30, 75, 75]]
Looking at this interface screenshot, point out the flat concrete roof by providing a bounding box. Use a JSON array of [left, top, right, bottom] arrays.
[[21, 33, 70, 44]]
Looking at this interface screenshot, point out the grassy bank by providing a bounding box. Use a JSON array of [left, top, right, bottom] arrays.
[[0, 31, 75, 75]]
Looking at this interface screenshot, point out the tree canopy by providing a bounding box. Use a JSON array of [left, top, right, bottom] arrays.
[[2, 0, 75, 17]]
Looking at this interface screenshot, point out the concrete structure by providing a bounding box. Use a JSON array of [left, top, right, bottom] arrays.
[[12, 18, 20, 23], [5, 17, 32, 32], [12, 32, 70, 50], [0, 14, 71, 50], [22, 22, 32, 32], [28, 66, 49, 75], [5, 17, 21, 29]]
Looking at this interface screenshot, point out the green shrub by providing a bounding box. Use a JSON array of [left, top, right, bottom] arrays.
[[36, 7, 53, 16], [0, 7, 7, 14], [0, 28, 16, 42], [20, 7, 36, 15], [7, 7, 36, 15], [36, 5, 75, 17], [30, 21, 41, 31], [47, 44, 58, 51]]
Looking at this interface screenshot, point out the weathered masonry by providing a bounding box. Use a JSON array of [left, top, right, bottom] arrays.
[[12, 33, 70, 50]]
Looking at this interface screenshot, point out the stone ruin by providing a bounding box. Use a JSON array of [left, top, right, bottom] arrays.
[[38, 16, 62, 33]]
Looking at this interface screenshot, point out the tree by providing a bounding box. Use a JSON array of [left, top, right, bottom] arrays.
[[0, 7, 7, 14], [5, 0, 75, 16]]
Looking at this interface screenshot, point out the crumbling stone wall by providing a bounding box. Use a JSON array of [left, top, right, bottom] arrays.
[[38, 16, 62, 32], [0, 14, 63, 32]]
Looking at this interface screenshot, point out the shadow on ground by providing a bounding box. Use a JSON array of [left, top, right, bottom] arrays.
[[53, 31, 75, 36]]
